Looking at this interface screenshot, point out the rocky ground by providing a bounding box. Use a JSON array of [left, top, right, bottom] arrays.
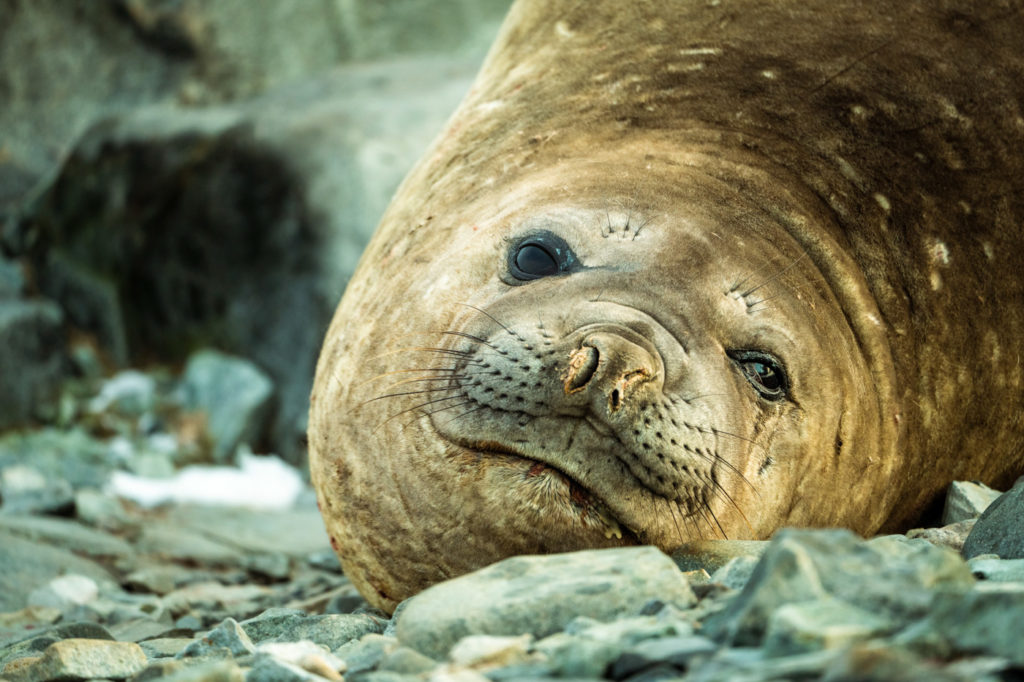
[[1, 358, 1023, 682]]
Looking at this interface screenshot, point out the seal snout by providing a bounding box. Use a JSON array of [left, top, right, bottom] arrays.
[[564, 331, 660, 416]]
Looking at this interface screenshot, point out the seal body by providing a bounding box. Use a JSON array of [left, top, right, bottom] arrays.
[[309, 0, 1024, 612]]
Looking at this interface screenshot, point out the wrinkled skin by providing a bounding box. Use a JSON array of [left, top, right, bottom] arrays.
[[310, 0, 1024, 612]]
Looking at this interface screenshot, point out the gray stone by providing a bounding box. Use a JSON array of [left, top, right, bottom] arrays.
[[139, 638, 196, 660], [26, 575, 99, 612], [0, 428, 119, 502], [0, 465, 73, 516], [0, 515, 134, 559], [88, 370, 158, 416], [942, 480, 1003, 525], [533, 633, 624, 680], [0, 299, 66, 430], [74, 487, 132, 532], [395, 547, 696, 659], [147, 659, 246, 682], [925, 583, 1024, 665], [608, 635, 717, 679], [161, 583, 272, 620], [240, 610, 386, 651], [703, 529, 973, 646], [0, 531, 115, 612], [0, 257, 24, 297], [671, 540, 768, 575], [135, 522, 244, 566], [2, 638, 146, 682], [376, 646, 439, 674], [164, 504, 331, 558], [253, 641, 346, 679], [762, 597, 892, 657], [967, 556, 1024, 582], [963, 477, 1024, 559], [246, 657, 325, 682], [181, 350, 274, 463], [179, 618, 255, 659], [709, 555, 760, 590]]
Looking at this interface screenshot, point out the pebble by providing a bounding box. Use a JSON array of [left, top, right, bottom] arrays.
[[2, 638, 146, 682], [671, 539, 768, 575], [178, 618, 254, 659], [26, 574, 100, 611], [967, 556, 1024, 582], [962, 476, 1024, 559], [941, 479, 1002, 524]]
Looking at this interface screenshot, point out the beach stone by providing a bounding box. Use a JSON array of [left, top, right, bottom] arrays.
[[448, 634, 532, 668], [2, 638, 145, 682], [906, 520, 976, 554], [0, 298, 66, 431], [762, 597, 892, 657], [240, 609, 386, 651], [179, 618, 255, 660], [74, 488, 132, 532], [607, 635, 717, 680], [0, 428, 119, 502], [0, 532, 114, 612], [181, 350, 274, 463], [924, 583, 1024, 665], [139, 638, 196, 659], [376, 646, 438, 675], [963, 478, 1024, 559], [135, 522, 245, 565], [246, 657, 326, 682], [396, 547, 696, 659], [942, 480, 1002, 525], [709, 556, 760, 591], [147, 659, 246, 682], [162, 582, 272, 619], [254, 641, 345, 680], [0, 465, 73, 516], [333, 634, 398, 675], [967, 557, 1024, 582], [165, 505, 331, 558], [26, 575, 99, 612], [703, 529, 973, 645], [88, 370, 158, 416], [0, 515, 134, 559], [671, 540, 768, 575], [0, 257, 24, 297]]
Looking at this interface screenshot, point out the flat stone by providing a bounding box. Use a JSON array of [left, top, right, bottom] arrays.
[[967, 557, 1024, 582], [27, 574, 99, 611], [709, 556, 760, 590], [178, 618, 254, 659], [143, 659, 246, 681], [449, 634, 532, 667], [164, 504, 331, 558], [139, 637, 196, 659], [906, 520, 976, 554], [926, 582, 1024, 665], [942, 480, 1002, 525], [254, 641, 345, 679], [240, 609, 386, 651], [0, 531, 114, 612], [3, 638, 146, 682], [134, 522, 244, 565], [0, 465, 73, 516], [671, 540, 768, 575], [0, 514, 134, 559], [963, 477, 1024, 559], [703, 529, 973, 646], [607, 635, 717, 679], [246, 657, 326, 682], [162, 582, 272, 619], [762, 597, 892, 657], [180, 350, 274, 463], [396, 547, 696, 659], [376, 646, 438, 675]]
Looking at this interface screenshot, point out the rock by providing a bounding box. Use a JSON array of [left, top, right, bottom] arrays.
[[0, 514, 135, 559], [906, 520, 976, 553], [0, 531, 114, 612], [2, 638, 146, 682], [703, 529, 973, 646], [0, 465, 73, 515], [942, 480, 1002, 525], [0, 299, 66, 430], [88, 369, 158, 415], [762, 597, 892, 657], [607, 635, 717, 680], [26, 575, 99, 611], [135, 523, 244, 566], [671, 540, 768, 575], [963, 477, 1024, 559], [967, 556, 1024, 582], [162, 583, 272, 620], [181, 350, 274, 463], [254, 641, 345, 680], [449, 634, 532, 668], [334, 634, 398, 676], [925, 583, 1024, 665], [74, 487, 132, 532], [146, 659, 246, 682], [240, 609, 386, 651], [395, 547, 696, 659], [163, 504, 331, 558], [0, 257, 24, 297], [178, 618, 255, 659], [376, 646, 439, 675], [709, 555, 760, 590]]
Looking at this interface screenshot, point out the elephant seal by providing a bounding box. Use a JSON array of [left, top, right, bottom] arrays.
[[309, 0, 1024, 612]]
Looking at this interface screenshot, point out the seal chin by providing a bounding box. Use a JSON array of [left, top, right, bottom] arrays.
[[439, 434, 641, 545]]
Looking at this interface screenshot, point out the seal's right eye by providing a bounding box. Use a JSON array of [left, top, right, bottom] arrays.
[[507, 232, 578, 281]]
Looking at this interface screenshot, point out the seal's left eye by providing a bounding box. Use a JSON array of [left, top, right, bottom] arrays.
[[507, 231, 578, 282]]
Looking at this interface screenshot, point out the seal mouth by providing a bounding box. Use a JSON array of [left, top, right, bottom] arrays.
[[444, 435, 641, 544]]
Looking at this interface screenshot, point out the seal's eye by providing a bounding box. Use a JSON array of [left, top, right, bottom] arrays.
[[507, 231, 578, 281], [515, 244, 559, 278], [728, 350, 788, 401]]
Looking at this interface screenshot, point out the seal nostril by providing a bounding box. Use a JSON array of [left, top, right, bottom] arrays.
[[610, 388, 621, 410], [565, 346, 600, 393]]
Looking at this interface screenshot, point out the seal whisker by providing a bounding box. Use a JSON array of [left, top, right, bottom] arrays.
[[438, 404, 490, 426], [372, 394, 471, 432], [355, 367, 464, 389], [360, 386, 465, 408]]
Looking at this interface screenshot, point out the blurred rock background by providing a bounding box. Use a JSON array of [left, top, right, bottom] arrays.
[[1, 0, 514, 466]]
